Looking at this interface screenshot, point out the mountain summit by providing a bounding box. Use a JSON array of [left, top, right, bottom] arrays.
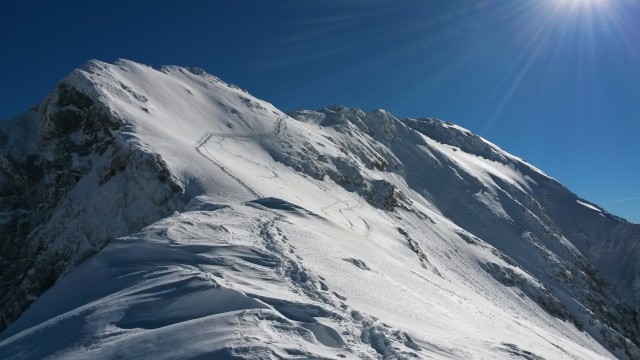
[[0, 59, 638, 359]]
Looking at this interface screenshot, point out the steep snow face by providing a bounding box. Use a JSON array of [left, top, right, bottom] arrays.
[[401, 117, 640, 304], [0, 59, 638, 359], [399, 116, 640, 345]]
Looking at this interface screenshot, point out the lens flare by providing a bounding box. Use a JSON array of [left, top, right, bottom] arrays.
[[550, 0, 608, 12]]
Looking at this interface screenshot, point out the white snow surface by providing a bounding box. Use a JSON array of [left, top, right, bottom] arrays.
[[1, 59, 639, 359]]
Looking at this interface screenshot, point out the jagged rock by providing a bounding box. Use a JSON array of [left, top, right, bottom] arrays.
[[0, 67, 185, 332]]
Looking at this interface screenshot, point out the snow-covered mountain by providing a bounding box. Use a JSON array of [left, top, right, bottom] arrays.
[[0, 59, 638, 359]]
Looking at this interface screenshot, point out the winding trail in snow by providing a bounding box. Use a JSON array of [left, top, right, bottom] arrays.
[[360, 215, 371, 238], [194, 117, 287, 199], [195, 134, 262, 198], [321, 200, 352, 224], [321, 198, 370, 237], [203, 117, 286, 141]]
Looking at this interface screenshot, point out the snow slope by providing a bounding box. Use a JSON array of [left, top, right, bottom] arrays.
[[1, 59, 638, 359]]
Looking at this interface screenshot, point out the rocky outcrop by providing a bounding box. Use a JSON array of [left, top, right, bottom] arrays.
[[0, 78, 184, 331]]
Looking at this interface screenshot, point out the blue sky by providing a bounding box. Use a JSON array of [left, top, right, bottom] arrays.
[[1, 0, 639, 223]]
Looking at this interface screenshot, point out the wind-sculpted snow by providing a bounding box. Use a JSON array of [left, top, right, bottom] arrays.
[[0, 202, 423, 359], [0, 199, 616, 359], [1, 59, 639, 359]]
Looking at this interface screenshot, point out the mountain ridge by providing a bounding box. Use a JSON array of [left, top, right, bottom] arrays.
[[0, 59, 638, 359]]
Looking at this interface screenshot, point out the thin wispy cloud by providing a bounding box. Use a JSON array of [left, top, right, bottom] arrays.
[[605, 196, 640, 204]]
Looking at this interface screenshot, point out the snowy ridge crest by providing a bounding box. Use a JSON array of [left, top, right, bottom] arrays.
[[0, 59, 639, 359]]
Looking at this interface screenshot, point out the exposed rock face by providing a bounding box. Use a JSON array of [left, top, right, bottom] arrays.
[[0, 76, 184, 331], [286, 106, 407, 210]]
